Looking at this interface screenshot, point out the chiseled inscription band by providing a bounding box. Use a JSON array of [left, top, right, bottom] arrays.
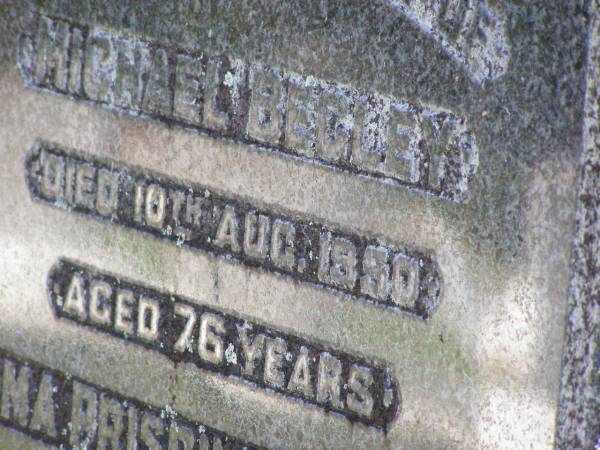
[[0, 348, 260, 449], [388, 0, 509, 83], [48, 259, 400, 429], [27, 142, 442, 320], [18, 14, 478, 202]]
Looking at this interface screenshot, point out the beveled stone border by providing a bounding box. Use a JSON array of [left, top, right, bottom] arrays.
[[556, 1, 600, 448]]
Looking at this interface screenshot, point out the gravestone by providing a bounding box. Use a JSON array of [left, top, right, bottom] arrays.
[[0, 1, 597, 448]]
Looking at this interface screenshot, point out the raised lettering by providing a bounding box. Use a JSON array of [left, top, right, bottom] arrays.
[[199, 313, 225, 365]]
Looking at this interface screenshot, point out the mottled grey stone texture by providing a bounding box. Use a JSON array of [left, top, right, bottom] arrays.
[[556, 1, 600, 448], [0, 1, 597, 448]]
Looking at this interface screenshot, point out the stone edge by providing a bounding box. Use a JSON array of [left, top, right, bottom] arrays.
[[556, 1, 600, 448]]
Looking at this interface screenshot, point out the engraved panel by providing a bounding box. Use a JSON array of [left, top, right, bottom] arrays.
[[387, 0, 510, 83], [0, 349, 261, 449], [26, 141, 442, 320], [18, 14, 479, 203], [47, 259, 400, 429]]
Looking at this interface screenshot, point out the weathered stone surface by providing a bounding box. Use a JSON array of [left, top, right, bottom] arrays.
[[0, 1, 595, 449], [556, 1, 600, 448]]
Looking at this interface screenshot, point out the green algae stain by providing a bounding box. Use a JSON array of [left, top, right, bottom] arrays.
[[100, 228, 175, 276]]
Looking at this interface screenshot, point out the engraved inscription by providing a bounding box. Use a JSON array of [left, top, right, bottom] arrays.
[[388, 0, 510, 83], [26, 142, 442, 320], [48, 259, 401, 429], [18, 14, 478, 202], [0, 349, 260, 449]]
